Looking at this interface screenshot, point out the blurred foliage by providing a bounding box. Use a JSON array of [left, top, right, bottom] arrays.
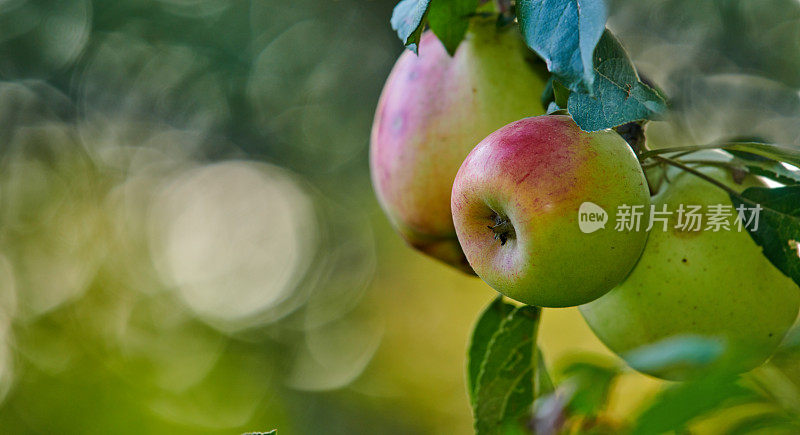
[[609, 0, 800, 148], [0, 0, 424, 433], [529, 333, 800, 435], [0, 0, 797, 434]]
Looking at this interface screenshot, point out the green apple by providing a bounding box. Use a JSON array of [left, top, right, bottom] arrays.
[[580, 165, 800, 379], [450, 115, 650, 307], [370, 18, 546, 273]]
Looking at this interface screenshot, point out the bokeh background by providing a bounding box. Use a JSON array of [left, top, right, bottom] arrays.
[[0, 0, 798, 433]]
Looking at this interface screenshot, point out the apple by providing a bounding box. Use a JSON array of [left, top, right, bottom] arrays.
[[370, 18, 546, 273], [580, 165, 800, 379], [450, 115, 651, 307]]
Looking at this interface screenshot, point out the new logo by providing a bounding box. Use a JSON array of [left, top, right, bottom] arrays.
[[578, 202, 608, 233]]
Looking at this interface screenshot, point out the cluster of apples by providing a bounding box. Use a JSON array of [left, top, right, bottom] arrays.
[[370, 19, 799, 379]]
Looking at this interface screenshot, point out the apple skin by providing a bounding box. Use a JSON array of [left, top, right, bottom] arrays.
[[580, 166, 800, 380], [370, 19, 546, 274], [451, 115, 651, 307]]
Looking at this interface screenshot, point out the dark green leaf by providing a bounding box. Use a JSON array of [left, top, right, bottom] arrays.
[[567, 30, 667, 131], [632, 374, 757, 435], [721, 142, 800, 168], [468, 297, 515, 401], [391, 0, 432, 53], [716, 150, 800, 185], [552, 80, 570, 110], [727, 148, 773, 162], [472, 304, 542, 435], [517, 0, 607, 92], [427, 0, 479, 55], [730, 186, 800, 287], [741, 161, 800, 185]]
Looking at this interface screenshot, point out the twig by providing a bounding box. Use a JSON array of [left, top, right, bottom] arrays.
[[639, 144, 729, 160], [652, 155, 748, 201]]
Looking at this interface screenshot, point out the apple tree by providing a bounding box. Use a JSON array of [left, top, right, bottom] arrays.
[[373, 0, 800, 433]]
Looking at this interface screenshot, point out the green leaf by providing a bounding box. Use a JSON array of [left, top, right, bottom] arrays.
[[740, 161, 800, 186], [516, 0, 607, 92], [730, 186, 800, 287], [471, 303, 542, 435], [725, 413, 799, 435], [391, 0, 432, 53], [535, 347, 554, 397], [468, 297, 515, 401], [427, 0, 479, 56], [632, 374, 757, 435], [532, 357, 619, 434], [717, 150, 800, 185], [721, 142, 800, 168], [559, 359, 620, 417], [726, 147, 774, 162], [623, 335, 725, 376], [552, 80, 570, 110], [567, 30, 667, 131]]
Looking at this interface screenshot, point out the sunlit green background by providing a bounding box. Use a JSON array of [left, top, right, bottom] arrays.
[[0, 0, 798, 433]]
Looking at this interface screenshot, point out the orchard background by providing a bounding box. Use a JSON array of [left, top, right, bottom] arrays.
[[0, 0, 798, 434]]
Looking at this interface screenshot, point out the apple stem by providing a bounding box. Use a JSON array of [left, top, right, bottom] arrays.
[[488, 213, 515, 245]]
